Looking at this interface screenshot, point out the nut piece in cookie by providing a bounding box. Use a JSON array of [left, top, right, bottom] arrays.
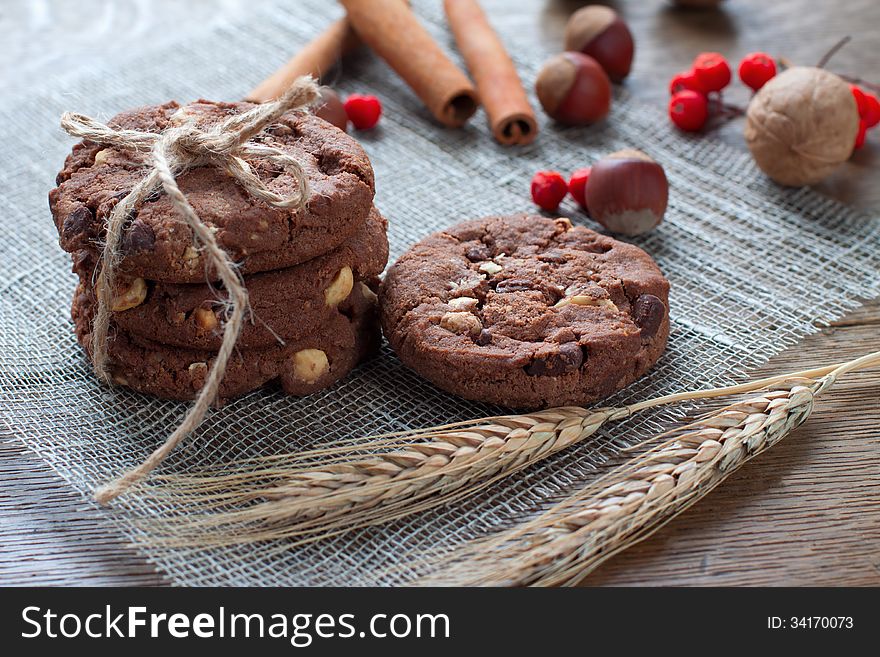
[[99, 275, 147, 312], [193, 307, 219, 333], [325, 266, 354, 307], [292, 349, 330, 383], [440, 311, 483, 338]]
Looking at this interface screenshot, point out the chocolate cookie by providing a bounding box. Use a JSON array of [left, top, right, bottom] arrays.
[[380, 214, 670, 409], [72, 207, 388, 350], [50, 100, 375, 283], [72, 279, 379, 401]]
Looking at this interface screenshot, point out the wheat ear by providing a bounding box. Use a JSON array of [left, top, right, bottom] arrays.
[[137, 351, 879, 549], [414, 351, 880, 586]]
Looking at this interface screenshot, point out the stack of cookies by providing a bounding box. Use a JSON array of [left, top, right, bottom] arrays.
[[49, 100, 388, 401]]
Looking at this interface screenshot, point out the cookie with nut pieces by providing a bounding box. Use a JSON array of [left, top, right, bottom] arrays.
[[380, 214, 670, 409], [50, 100, 375, 283], [71, 276, 380, 401], [73, 207, 388, 350]]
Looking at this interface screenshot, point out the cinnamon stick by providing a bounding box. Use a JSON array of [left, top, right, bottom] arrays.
[[246, 18, 361, 103], [444, 0, 537, 145], [340, 0, 479, 127]]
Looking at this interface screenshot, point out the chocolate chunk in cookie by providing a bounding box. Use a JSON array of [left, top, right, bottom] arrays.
[[632, 293, 666, 340], [121, 219, 156, 255]]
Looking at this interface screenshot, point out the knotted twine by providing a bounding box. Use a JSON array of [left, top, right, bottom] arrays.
[[59, 77, 320, 504]]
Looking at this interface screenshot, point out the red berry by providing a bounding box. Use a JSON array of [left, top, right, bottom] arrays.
[[568, 167, 592, 209], [530, 171, 568, 211], [738, 52, 776, 92], [854, 119, 867, 150], [863, 93, 880, 128], [669, 70, 704, 95], [851, 85, 869, 117], [344, 94, 382, 130], [669, 90, 709, 132], [692, 52, 732, 92]]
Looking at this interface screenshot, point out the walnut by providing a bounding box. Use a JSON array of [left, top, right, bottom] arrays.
[[440, 311, 482, 337], [744, 67, 859, 186], [324, 266, 354, 307], [291, 348, 329, 383]]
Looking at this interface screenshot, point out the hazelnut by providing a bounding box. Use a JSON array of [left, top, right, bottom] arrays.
[[324, 266, 354, 307], [585, 149, 668, 236], [93, 149, 112, 166], [535, 52, 611, 125], [291, 348, 329, 383], [101, 275, 147, 311], [193, 307, 218, 332], [744, 67, 859, 187], [564, 6, 634, 83], [314, 87, 348, 132], [440, 311, 482, 337]]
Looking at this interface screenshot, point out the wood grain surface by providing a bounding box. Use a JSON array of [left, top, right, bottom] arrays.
[[1, 0, 878, 586]]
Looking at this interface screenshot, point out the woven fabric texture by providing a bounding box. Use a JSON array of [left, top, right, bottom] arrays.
[[1, 0, 879, 586]]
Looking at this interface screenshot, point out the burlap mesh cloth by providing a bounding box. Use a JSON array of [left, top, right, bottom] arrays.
[[1, 1, 879, 586]]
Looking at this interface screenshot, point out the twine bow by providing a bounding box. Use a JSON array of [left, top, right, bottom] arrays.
[[60, 77, 320, 504]]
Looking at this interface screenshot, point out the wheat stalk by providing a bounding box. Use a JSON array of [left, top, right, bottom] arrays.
[[137, 351, 879, 550], [414, 351, 878, 586]]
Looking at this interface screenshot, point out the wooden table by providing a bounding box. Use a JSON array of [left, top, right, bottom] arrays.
[[2, 0, 878, 586]]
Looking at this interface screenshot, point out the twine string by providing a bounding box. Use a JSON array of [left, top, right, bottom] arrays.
[[59, 77, 320, 504]]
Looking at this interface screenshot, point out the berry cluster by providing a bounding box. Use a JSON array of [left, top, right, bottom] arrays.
[[851, 84, 880, 150], [530, 169, 592, 212], [668, 51, 761, 132], [668, 50, 878, 150]]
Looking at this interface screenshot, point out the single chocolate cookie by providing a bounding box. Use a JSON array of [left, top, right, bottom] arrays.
[[380, 214, 670, 409], [72, 277, 380, 401], [50, 100, 375, 283], [72, 207, 388, 350]]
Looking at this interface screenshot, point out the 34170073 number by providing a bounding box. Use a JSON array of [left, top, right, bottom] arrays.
[[767, 617, 854, 629]]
